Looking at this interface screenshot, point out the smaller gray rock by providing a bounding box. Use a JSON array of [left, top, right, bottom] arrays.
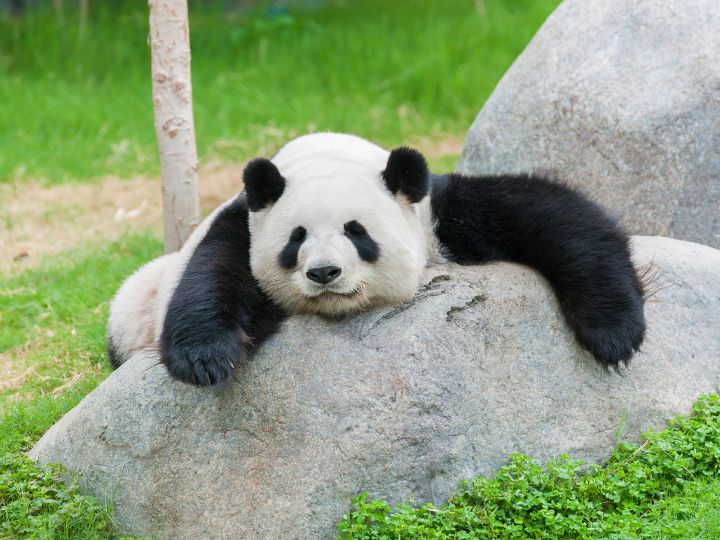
[[30, 236, 720, 539], [457, 0, 720, 247]]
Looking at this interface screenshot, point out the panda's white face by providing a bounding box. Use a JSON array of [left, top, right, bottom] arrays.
[[248, 133, 428, 317]]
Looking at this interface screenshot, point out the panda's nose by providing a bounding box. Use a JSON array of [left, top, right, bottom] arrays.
[[306, 265, 342, 284]]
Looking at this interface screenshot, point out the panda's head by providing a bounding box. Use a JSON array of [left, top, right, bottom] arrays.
[[245, 133, 430, 317]]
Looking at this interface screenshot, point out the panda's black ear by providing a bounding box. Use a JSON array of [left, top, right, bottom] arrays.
[[382, 147, 430, 203], [243, 158, 286, 211]]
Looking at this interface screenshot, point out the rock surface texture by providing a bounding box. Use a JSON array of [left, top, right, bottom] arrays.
[[31, 236, 720, 539], [457, 0, 720, 247]]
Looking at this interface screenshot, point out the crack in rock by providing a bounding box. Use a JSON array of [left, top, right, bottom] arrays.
[[446, 294, 486, 322], [360, 275, 452, 338]]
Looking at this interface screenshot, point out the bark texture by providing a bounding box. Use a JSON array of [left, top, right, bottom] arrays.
[[149, 0, 201, 253]]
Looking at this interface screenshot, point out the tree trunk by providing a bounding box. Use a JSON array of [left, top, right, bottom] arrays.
[[52, 0, 63, 22], [148, 0, 201, 253], [79, 0, 88, 35]]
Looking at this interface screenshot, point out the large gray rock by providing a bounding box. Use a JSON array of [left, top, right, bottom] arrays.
[[457, 0, 720, 247], [31, 236, 720, 539]]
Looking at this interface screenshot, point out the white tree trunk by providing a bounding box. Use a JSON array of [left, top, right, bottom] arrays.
[[52, 0, 63, 21], [148, 0, 201, 253], [79, 0, 88, 35]]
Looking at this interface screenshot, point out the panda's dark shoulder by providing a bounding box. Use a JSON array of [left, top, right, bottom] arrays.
[[220, 191, 249, 216], [202, 192, 250, 239]]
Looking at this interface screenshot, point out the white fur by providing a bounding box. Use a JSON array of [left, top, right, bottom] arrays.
[[108, 133, 435, 365], [107, 252, 178, 364]]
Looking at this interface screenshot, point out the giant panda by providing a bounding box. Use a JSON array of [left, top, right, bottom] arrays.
[[107, 132, 646, 386]]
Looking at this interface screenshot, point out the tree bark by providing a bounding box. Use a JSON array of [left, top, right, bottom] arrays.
[[148, 0, 201, 253], [79, 0, 88, 35], [51, 0, 63, 22]]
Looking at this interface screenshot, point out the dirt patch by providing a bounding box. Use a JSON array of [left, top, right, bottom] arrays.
[[0, 137, 462, 276], [0, 161, 246, 275], [0, 364, 35, 392], [414, 135, 465, 159]]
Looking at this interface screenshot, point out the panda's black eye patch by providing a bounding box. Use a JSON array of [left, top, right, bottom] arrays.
[[278, 226, 306, 269], [289, 226, 306, 243], [344, 220, 380, 263]]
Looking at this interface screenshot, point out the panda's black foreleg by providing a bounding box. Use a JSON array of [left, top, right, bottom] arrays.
[[160, 195, 287, 386], [430, 173, 645, 368]]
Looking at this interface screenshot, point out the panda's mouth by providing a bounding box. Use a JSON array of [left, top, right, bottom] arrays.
[[313, 287, 363, 299], [303, 283, 366, 305], [283, 283, 369, 317]]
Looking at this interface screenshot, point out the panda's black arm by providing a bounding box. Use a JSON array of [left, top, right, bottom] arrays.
[[430, 173, 645, 368], [160, 194, 287, 386]]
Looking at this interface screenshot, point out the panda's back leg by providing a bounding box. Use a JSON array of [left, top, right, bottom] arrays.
[[107, 253, 178, 368]]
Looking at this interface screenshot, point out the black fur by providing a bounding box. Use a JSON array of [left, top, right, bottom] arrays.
[[106, 334, 124, 369], [244, 158, 286, 211], [382, 147, 430, 203], [160, 194, 287, 386], [278, 226, 307, 269], [430, 173, 645, 368], [344, 220, 380, 263]]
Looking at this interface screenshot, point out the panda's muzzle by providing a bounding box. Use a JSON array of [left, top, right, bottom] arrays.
[[306, 265, 342, 285]]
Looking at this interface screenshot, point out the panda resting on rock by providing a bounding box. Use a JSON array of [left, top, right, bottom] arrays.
[[107, 133, 646, 386]]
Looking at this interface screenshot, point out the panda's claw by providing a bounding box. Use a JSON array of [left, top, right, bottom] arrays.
[[193, 369, 206, 386], [573, 315, 645, 369], [162, 327, 248, 386]]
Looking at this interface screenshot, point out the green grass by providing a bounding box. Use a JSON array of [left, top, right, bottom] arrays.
[[338, 395, 720, 538], [0, 233, 161, 538], [0, 0, 561, 183], [0, 232, 161, 423], [1, 447, 116, 539]]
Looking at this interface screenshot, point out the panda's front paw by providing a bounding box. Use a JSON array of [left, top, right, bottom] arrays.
[[575, 314, 645, 369], [161, 329, 247, 386]]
